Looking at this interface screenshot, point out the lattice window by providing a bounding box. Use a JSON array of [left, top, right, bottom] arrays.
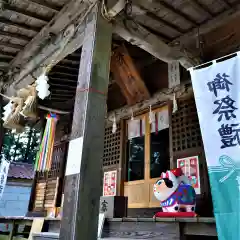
[[172, 97, 202, 152], [103, 124, 121, 167]]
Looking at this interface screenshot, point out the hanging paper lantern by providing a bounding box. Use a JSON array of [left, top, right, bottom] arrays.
[[35, 72, 50, 100]]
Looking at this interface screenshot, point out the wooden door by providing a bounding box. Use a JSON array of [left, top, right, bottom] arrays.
[[124, 105, 170, 208]]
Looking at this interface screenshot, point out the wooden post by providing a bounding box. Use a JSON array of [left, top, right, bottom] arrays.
[[59, 3, 112, 240], [0, 95, 4, 152]]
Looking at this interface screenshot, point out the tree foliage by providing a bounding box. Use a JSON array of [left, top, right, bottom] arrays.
[[1, 127, 41, 164]]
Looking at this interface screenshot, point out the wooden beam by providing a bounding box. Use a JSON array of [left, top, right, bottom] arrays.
[[27, 0, 61, 12], [0, 41, 24, 50], [9, 0, 96, 70], [131, 4, 184, 36], [170, 2, 240, 46], [5, 5, 50, 22], [133, 0, 196, 26], [49, 71, 78, 78], [49, 77, 77, 84], [46, 97, 68, 101], [107, 82, 192, 125], [114, 19, 199, 69], [49, 83, 77, 89], [0, 17, 40, 32], [0, 55, 14, 60], [0, 61, 9, 68], [51, 89, 75, 94], [50, 93, 73, 97], [54, 64, 79, 72], [59, 3, 112, 239], [60, 59, 79, 66], [191, 0, 213, 17], [4, 1, 98, 96], [0, 30, 31, 41], [111, 45, 150, 105]]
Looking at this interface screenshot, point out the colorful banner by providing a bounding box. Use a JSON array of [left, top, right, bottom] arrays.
[[35, 113, 58, 172], [190, 54, 240, 240], [103, 170, 117, 196], [177, 156, 201, 194], [0, 159, 10, 199]]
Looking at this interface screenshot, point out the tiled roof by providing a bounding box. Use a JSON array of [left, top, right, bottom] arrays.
[[8, 163, 34, 180]]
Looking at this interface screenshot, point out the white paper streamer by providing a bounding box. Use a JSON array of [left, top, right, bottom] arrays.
[[2, 101, 13, 122], [35, 72, 50, 100], [112, 115, 117, 134], [172, 93, 178, 114], [149, 105, 155, 124]]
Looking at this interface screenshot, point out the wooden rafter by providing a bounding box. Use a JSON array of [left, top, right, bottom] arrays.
[[26, 0, 61, 12], [55, 64, 79, 72], [0, 30, 31, 41], [49, 77, 77, 84], [49, 83, 77, 89], [114, 20, 199, 69], [170, 2, 240, 46], [51, 89, 75, 94], [5, 5, 50, 22], [221, 0, 232, 9], [135, 0, 197, 26], [0, 17, 40, 32], [0, 41, 24, 50], [0, 51, 16, 57], [49, 71, 78, 78], [191, 0, 213, 18], [111, 45, 150, 105], [0, 54, 14, 60], [50, 92, 73, 97], [57, 59, 79, 66], [131, 4, 184, 37], [9, 0, 93, 71]]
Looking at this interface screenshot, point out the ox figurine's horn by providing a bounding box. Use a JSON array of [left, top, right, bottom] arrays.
[[167, 171, 178, 185], [161, 172, 166, 178]]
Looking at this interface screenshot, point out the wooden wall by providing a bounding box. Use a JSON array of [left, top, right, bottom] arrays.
[[28, 120, 70, 216], [102, 123, 123, 196], [105, 94, 213, 217], [171, 96, 213, 216]]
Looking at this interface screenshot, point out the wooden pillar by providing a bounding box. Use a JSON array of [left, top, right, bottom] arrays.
[[0, 95, 4, 152], [59, 3, 112, 240]]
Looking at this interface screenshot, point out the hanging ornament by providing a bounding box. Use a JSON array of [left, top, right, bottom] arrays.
[[172, 93, 178, 114], [3, 97, 24, 132], [149, 105, 155, 124], [112, 114, 117, 134], [2, 101, 13, 122], [20, 85, 38, 119], [35, 71, 50, 100]]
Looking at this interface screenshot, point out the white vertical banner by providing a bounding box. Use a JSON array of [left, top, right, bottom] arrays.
[[0, 159, 10, 199], [190, 53, 240, 240]]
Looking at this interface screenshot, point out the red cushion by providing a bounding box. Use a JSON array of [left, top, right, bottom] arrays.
[[154, 212, 197, 218]]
